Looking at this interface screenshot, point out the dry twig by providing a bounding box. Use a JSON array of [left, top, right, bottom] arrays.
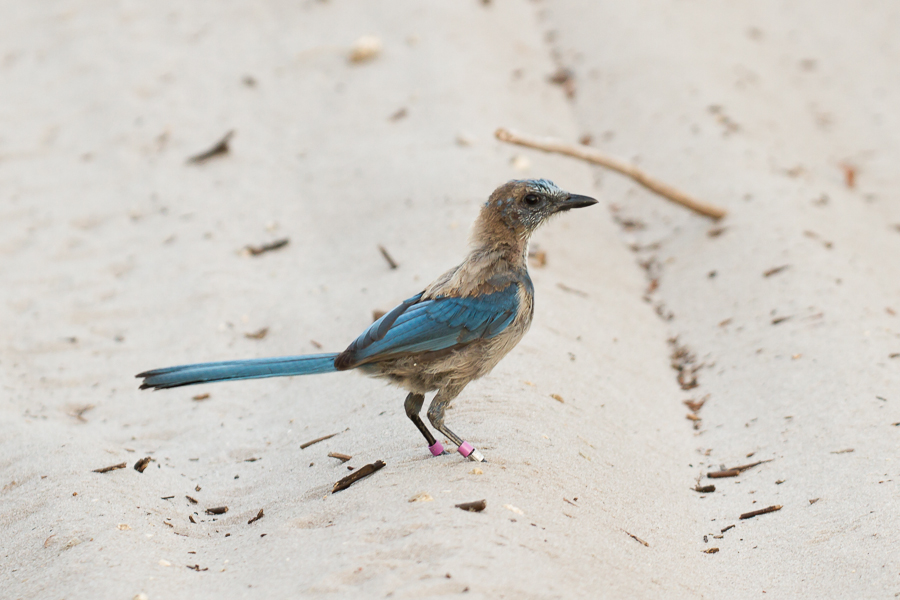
[[623, 530, 650, 547], [187, 130, 234, 164], [707, 458, 773, 479], [244, 239, 289, 256], [378, 245, 399, 269], [495, 128, 727, 220], [300, 432, 340, 449], [248, 509, 264, 524], [93, 462, 127, 473], [332, 460, 385, 493], [763, 265, 790, 278], [740, 505, 782, 520]]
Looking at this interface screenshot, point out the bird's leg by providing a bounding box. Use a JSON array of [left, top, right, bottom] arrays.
[[427, 388, 485, 462], [404, 392, 444, 456]]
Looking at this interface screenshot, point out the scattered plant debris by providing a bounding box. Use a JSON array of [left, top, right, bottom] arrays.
[[300, 432, 340, 449], [93, 462, 127, 473], [332, 460, 385, 493], [186, 130, 234, 164], [378, 245, 399, 269], [348, 36, 382, 63], [707, 459, 773, 479], [248, 509, 264, 524], [455, 499, 487, 512], [740, 505, 782, 520], [763, 265, 790, 278], [243, 239, 289, 256], [623, 530, 650, 547]]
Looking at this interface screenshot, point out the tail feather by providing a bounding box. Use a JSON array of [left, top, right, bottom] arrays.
[[137, 353, 340, 390]]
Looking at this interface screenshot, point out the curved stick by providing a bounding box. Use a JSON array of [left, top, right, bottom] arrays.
[[495, 128, 726, 220]]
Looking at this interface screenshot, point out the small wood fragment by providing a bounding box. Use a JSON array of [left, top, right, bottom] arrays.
[[693, 484, 716, 493], [186, 495, 198, 504], [808, 498, 820, 505], [327, 452, 352, 462], [623, 530, 650, 547], [830, 448, 854, 454], [301, 432, 340, 449], [206, 506, 228, 515], [702, 547, 719, 554], [495, 128, 726, 220], [192, 393, 210, 401], [348, 36, 382, 63], [244, 327, 269, 340], [771, 316, 791, 325], [740, 504, 782, 520], [93, 462, 127, 473], [378, 245, 399, 269], [248, 509, 264, 524], [683, 398, 706, 412], [707, 459, 773, 479], [332, 460, 385, 493], [244, 238, 289, 256], [720, 524, 735, 533], [455, 499, 487, 512], [763, 265, 790, 278], [133, 457, 152, 473], [550, 394, 564, 403], [187, 130, 234, 164], [839, 162, 857, 188]]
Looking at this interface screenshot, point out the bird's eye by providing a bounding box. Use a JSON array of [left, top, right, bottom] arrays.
[[523, 193, 542, 206]]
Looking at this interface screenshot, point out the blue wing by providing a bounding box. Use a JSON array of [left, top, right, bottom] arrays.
[[336, 284, 520, 368]]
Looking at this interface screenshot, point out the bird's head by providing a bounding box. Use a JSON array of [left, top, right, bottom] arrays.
[[475, 179, 598, 244]]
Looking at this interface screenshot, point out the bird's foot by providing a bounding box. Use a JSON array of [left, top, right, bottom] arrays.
[[457, 442, 485, 462], [428, 441, 446, 456]]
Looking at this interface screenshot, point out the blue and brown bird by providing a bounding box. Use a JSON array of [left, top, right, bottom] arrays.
[[137, 179, 597, 461]]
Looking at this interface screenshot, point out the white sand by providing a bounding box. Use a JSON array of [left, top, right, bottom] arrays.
[[1, 2, 897, 599]]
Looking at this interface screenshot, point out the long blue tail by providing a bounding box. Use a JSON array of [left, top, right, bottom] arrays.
[[136, 353, 340, 390]]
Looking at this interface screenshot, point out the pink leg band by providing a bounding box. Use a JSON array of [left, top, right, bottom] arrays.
[[457, 442, 474, 458], [429, 441, 444, 456]]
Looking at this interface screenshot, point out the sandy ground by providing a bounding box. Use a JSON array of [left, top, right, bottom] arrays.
[[1, 2, 898, 599]]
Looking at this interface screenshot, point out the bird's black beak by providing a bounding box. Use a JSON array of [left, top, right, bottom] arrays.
[[556, 193, 599, 212]]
